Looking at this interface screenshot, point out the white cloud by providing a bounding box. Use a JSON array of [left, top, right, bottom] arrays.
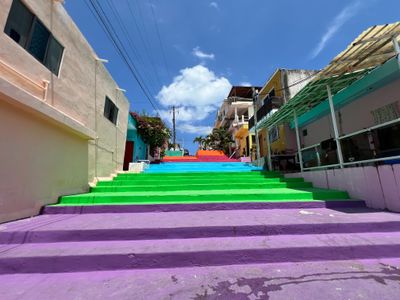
[[178, 124, 213, 135], [156, 64, 231, 134], [310, 1, 362, 59], [239, 81, 252, 86], [157, 65, 231, 108], [209, 2, 219, 9], [158, 106, 215, 123], [192, 46, 215, 60]]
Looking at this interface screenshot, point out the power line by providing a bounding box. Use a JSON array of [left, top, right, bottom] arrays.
[[258, 70, 321, 99], [125, 0, 163, 88], [85, 0, 161, 113], [106, 0, 160, 94], [148, 0, 172, 78]]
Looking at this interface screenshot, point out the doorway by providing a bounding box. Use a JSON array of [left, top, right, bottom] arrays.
[[123, 141, 134, 170]]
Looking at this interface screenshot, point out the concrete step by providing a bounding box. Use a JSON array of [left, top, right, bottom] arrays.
[[59, 188, 350, 205], [115, 171, 282, 180], [2, 208, 400, 244], [1, 259, 399, 299], [1, 232, 400, 273], [96, 177, 302, 186], [91, 181, 313, 193], [44, 200, 366, 214]]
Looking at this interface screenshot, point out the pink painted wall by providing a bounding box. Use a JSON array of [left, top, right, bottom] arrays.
[[301, 79, 400, 147], [286, 165, 400, 212]]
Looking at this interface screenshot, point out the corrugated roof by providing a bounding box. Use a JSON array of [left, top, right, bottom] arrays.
[[258, 22, 400, 129]]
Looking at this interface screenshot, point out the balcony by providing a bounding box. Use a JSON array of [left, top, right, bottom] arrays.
[[248, 96, 283, 129], [229, 114, 249, 132]]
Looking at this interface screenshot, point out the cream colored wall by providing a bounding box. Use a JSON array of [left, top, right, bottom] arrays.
[[0, 0, 129, 181], [0, 98, 88, 223], [0, 0, 130, 222]]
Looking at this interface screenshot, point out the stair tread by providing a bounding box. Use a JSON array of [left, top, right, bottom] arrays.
[[1, 259, 399, 299], [1, 232, 400, 258], [63, 188, 345, 197], [3, 208, 399, 233]]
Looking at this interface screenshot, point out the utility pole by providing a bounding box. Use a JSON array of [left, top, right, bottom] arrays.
[[172, 105, 176, 150]]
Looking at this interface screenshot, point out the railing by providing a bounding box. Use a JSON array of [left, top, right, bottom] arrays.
[[248, 96, 283, 130], [300, 117, 400, 171], [228, 96, 253, 103], [0, 59, 48, 101]]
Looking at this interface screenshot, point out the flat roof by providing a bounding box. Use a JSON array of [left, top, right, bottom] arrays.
[[228, 86, 262, 99]]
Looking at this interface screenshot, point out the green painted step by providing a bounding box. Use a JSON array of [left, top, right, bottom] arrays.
[[96, 177, 305, 186], [59, 188, 349, 205], [91, 181, 313, 193], [115, 171, 282, 179]]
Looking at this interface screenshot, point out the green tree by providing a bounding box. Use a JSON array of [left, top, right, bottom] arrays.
[[194, 128, 233, 154], [131, 112, 171, 157], [207, 127, 234, 154], [193, 136, 206, 150]]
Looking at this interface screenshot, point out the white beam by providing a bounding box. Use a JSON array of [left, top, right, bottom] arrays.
[[293, 112, 304, 173], [326, 85, 344, 168], [266, 127, 273, 171], [392, 36, 400, 68]]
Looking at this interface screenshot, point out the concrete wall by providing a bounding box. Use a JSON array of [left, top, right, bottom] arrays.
[[300, 79, 400, 147], [0, 0, 130, 223], [286, 165, 400, 212], [0, 98, 89, 223]]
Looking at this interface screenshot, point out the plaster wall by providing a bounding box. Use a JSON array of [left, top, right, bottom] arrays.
[[0, 0, 130, 222], [301, 79, 400, 147], [286, 164, 400, 212], [0, 98, 88, 223]]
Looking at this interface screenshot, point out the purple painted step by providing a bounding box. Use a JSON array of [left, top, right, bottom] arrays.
[[43, 200, 366, 214], [2, 208, 400, 244], [1, 232, 400, 274], [1, 259, 400, 300]]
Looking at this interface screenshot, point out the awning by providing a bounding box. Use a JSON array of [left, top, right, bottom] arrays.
[[258, 22, 400, 129]]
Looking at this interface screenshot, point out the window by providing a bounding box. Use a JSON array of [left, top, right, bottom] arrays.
[[4, 0, 33, 47], [4, 0, 64, 75], [268, 88, 276, 98], [269, 126, 280, 143], [104, 97, 119, 125]]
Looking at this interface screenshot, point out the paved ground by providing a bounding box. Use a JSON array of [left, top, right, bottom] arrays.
[[1, 207, 400, 299]]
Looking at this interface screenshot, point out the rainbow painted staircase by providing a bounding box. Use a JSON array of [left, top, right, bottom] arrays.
[[52, 162, 352, 207], [2, 162, 400, 298]]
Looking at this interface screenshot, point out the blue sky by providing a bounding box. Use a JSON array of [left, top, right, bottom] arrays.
[[65, 0, 399, 154]]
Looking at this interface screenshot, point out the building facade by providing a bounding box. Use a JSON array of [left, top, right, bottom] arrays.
[[0, 0, 129, 223], [123, 113, 148, 170], [249, 69, 317, 169], [215, 86, 261, 158]]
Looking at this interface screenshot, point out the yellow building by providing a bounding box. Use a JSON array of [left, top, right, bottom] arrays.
[[249, 69, 317, 169]]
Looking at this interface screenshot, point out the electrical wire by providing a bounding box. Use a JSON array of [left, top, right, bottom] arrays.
[[148, 0, 172, 78], [85, 0, 161, 113]]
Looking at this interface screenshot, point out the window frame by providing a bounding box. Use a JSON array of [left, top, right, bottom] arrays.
[[103, 96, 119, 126], [4, 0, 64, 76]]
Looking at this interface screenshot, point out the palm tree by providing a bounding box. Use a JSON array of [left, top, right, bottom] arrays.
[[193, 136, 205, 150], [207, 128, 234, 154]]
